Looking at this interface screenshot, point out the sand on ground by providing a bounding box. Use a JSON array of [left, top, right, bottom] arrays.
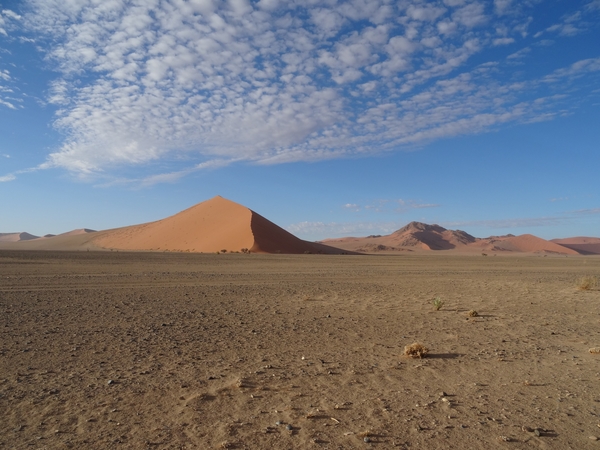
[[1, 251, 600, 449]]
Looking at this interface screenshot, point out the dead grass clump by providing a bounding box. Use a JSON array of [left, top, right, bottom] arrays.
[[589, 347, 600, 354], [467, 310, 479, 317], [404, 342, 429, 358], [576, 276, 598, 291]]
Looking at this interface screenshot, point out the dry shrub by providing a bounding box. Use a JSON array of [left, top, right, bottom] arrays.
[[577, 276, 598, 291], [432, 297, 444, 311], [589, 347, 600, 354], [467, 310, 478, 317], [404, 342, 429, 358]]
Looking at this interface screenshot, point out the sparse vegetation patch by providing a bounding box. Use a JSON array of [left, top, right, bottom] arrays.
[[404, 342, 429, 358], [576, 276, 598, 291]]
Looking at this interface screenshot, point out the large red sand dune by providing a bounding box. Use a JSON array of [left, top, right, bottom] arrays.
[[90, 196, 345, 254]]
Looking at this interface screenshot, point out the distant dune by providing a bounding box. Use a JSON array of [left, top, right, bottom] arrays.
[[322, 221, 477, 253], [322, 222, 596, 255], [0, 232, 40, 242], [550, 237, 600, 255], [476, 234, 580, 255]]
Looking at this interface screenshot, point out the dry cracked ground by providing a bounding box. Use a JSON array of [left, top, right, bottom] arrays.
[[1, 251, 600, 449]]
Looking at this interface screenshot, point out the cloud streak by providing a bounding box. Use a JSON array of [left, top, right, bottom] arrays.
[[11, 0, 600, 181]]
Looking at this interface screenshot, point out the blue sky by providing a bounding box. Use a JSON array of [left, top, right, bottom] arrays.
[[1, 0, 599, 241]]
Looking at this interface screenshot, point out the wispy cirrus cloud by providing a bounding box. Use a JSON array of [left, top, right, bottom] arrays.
[[443, 216, 566, 229], [342, 198, 441, 213], [3, 0, 597, 184], [286, 220, 404, 239], [0, 174, 16, 182], [574, 208, 600, 215]]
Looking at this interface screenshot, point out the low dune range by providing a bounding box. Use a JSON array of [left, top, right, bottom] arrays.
[[1, 196, 599, 256], [1, 196, 600, 449]]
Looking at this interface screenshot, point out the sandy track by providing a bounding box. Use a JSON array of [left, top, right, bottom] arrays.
[[1, 251, 600, 449]]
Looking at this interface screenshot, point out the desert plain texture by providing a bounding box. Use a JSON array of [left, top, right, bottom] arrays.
[[1, 250, 600, 449]]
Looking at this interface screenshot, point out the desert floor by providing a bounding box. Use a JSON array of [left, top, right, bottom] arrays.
[[1, 251, 600, 449]]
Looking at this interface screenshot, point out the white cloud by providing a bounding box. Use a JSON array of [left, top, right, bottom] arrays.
[[7, 0, 596, 183], [0, 10, 22, 110], [0, 9, 21, 36], [493, 0, 513, 16], [587, 0, 600, 11], [543, 57, 600, 84], [452, 3, 488, 28], [0, 174, 16, 182], [493, 37, 515, 46], [406, 5, 446, 22], [574, 208, 600, 215], [507, 47, 530, 59]]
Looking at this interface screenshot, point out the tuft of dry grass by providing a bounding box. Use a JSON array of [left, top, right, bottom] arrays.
[[467, 310, 479, 317], [432, 297, 444, 311], [404, 342, 429, 358], [576, 276, 598, 291]]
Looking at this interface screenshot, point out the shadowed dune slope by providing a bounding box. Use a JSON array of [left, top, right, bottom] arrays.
[[551, 237, 600, 255], [0, 232, 40, 242]]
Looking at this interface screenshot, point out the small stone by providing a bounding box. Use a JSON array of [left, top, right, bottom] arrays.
[[590, 436, 599, 441], [286, 424, 293, 431], [364, 437, 371, 443], [534, 429, 541, 437], [275, 421, 282, 426], [107, 380, 115, 385]]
